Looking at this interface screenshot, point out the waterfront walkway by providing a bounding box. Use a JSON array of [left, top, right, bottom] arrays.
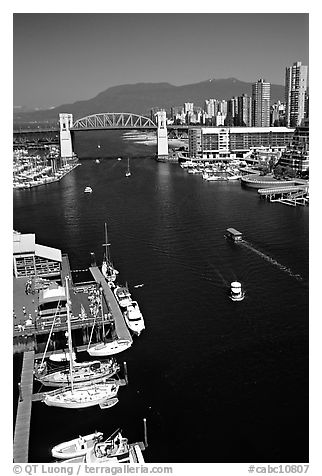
[[13, 351, 35, 463], [89, 267, 132, 343]]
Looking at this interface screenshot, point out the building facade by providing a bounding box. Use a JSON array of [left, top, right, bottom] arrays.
[[285, 61, 308, 127], [278, 119, 309, 173], [237, 94, 252, 126], [13, 231, 62, 279], [252, 79, 271, 127], [188, 126, 294, 158]]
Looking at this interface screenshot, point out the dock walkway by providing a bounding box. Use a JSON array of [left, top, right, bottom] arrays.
[[13, 351, 35, 463], [89, 267, 132, 343]]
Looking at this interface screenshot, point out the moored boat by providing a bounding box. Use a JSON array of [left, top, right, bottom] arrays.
[[84, 187, 93, 193], [52, 432, 103, 459], [34, 358, 120, 387], [63, 429, 145, 464], [101, 222, 119, 284], [87, 339, 132, 357], [114, 284, 132, 308], [124, 301, 145, 336]]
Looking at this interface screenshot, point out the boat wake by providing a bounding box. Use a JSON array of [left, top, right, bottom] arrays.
[[240, 240, 307, 285]]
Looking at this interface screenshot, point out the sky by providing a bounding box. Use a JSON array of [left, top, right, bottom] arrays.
[[12, 12, 309, 110]]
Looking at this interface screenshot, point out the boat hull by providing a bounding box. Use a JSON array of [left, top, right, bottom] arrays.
[[43, 386, 119, 409], [87, 341, 132, 357], [52, 432, 103, 459]]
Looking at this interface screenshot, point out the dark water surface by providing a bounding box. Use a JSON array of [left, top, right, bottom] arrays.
[[13, 132, 309, 463]]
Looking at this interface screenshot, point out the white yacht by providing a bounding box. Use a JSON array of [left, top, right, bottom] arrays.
[[84, 187, 93, 193], [114, 284, 132, 308], [124, 301, 145, 336]]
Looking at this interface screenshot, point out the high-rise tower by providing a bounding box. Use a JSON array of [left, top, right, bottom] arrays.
[[252, 79, 270, 127], [285, 61, 308, 127]]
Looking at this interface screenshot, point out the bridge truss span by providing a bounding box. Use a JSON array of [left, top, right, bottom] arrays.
[[72, 113, 157, 130]]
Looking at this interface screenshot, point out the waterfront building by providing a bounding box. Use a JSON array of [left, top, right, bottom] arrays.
[[217, 100, 228, 116], [237, 94, 252, 126], [188, 128, 203, 157], [285, 61, 308, 127], [13, 231, 62, 279], [252, 79, 271, 127], [188, 126, 294, 158], [278, 119, 309, 173]]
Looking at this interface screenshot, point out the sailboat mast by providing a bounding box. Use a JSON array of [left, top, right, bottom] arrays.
[[65, 276, 74, 392], [100, 285, 105, 339]]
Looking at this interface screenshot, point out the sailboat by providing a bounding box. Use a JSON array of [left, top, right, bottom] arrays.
[[125, 158, 131, 177], [87, 287, 132, 357], [101, 222, 119, 285], [43, 277, 120, 409]]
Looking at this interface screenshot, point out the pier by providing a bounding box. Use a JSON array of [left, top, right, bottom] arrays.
[[258, 185, 309, 206], [89, 266, 133, 343], [13, 351, 35, 463]]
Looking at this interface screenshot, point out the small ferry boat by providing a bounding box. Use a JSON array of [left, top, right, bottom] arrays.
[[84, 187, 93, 193], [230, 281, 245, 301], [114, 284, 132, 308], [95, 159, 100, 164], [52, 432, 103, 460], [124, 301, 145, 336]]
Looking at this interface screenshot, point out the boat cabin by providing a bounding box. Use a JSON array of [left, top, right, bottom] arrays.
[[226, 228, 243, 242]]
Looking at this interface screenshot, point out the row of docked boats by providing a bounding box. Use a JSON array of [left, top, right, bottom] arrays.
[[180, 159, 242, 181], [33, 222, 147, 462]]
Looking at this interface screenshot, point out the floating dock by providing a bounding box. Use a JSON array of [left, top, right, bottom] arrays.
[[89, 266, 132, 343], [13, 351, 35, 463]]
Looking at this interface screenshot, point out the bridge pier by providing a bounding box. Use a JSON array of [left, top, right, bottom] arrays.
[[155, 110, 168, 160], [59, 113, 74, 161]]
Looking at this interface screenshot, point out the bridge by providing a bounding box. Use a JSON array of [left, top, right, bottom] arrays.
[[71, 112, 157, 130], [13, 112, 189, 159]]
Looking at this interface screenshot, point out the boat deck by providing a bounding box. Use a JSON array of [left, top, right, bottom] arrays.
[[89, 267, 132, 343], [13, 351, 35, 463]]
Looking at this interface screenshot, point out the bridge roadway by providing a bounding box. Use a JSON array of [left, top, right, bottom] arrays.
[[89, 267, 132, 343]]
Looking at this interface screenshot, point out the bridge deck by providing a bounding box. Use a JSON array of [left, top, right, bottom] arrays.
[[89, 267, 132, 343], [13, 351, 35, 463]]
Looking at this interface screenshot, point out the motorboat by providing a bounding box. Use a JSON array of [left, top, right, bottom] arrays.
[[62, 429, 145, 464], [52, 432, 103, 459], [114, 284, 132, 308], [124, 301, 145, 336], [84, 187, 93, 193], [34, 358, 120, 387], [95, 159, 100, 164], [87, 339, 132, 357], [230, 281, 245, 301]]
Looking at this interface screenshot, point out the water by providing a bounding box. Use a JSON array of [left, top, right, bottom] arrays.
[[13, 132, 309, 463]]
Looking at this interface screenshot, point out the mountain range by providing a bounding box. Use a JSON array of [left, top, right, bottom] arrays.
[[14, 78, 285, 124]]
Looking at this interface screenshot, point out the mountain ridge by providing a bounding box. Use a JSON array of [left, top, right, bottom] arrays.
[[14, 78, 285, 123]]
